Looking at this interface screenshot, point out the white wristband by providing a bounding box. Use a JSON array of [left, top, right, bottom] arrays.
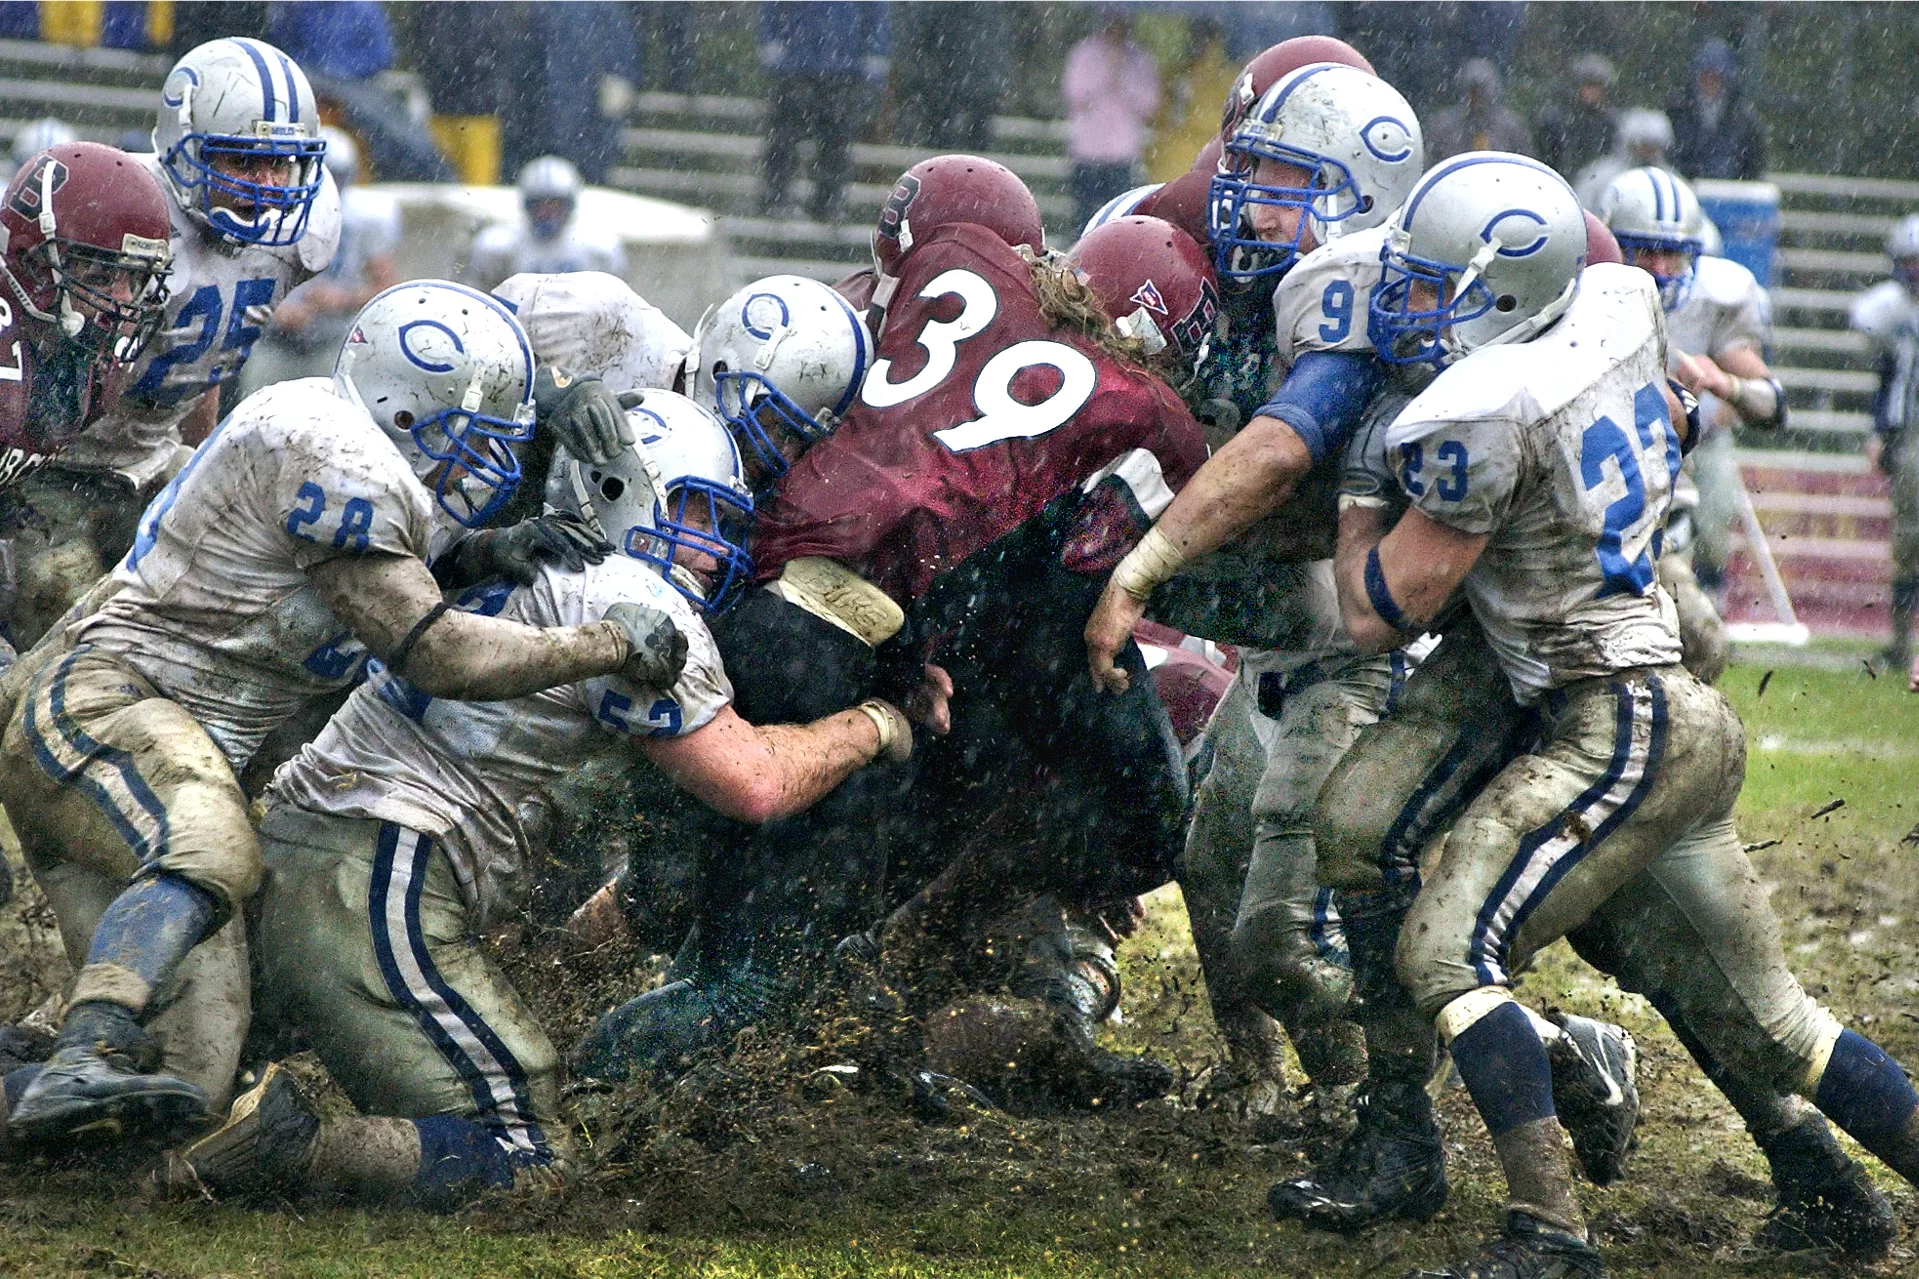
[[1110, 526, 1187, 603], [856, 700, 896, 758]]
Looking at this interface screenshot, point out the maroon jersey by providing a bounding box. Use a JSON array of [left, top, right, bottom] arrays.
[[753, 223, 1208, 605], [0, 320, 115, 491]]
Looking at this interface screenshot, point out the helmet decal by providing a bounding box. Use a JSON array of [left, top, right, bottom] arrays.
[[1130, 280, 1168, 315], [397, 319, 463, 373], [740, 291, 790, 341], [1361, 115, 1415, 163], [1481, 208, 1550, 257]]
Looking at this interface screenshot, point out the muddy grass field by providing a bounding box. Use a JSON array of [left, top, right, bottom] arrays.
[[0, 660, 1913, 1278]]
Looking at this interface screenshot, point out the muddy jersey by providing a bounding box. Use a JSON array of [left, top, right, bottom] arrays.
[[1273, 227, 1391, 368], [269, 554, 729, 925], [1665, 254, 1767, 367], [1386, 264, 1683, 704], [73, 377, 439, 769], [491, 271, 690, 394], [752, 222, 1208, 605], [61, 156, 341, 487]]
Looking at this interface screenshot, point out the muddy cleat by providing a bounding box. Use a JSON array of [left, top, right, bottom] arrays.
[[1546, 1014, 1638, 1186], [0, 1023, 55, 1077], [7, 1044, 207, 1146], [1755, 1114, 1895, 1261], [1268, 1080, 1448, 1232], [164, 1063, 319, 1199], [1405, 1211, 1605, 1279]]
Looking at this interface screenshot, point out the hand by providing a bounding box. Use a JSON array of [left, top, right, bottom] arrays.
[[1867, 434, 1886, 474], [1672, 352, 1734, 401], [605, 601, 688, 687], [1084, 577, 1146, 694], [485, 513, 614, 584], [904, 662, 953, 735], [1909, 649, 1918, 694], [565, 881, 632, 953], [533, 365, 634, 465], [861, 697, 915, 765]]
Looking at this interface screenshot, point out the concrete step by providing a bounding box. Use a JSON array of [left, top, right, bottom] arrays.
[[619, 126, 1071, 190], [1777, 366, 1878, 395], [1773, 326, 1868, 358], [608, 165, 1075, 224], [630, 91, 1069, 152]]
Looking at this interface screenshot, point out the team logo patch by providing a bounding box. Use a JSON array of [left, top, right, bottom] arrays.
[[346, 325, 368, 346], [877, 173, 922, 250], [8, 157, 67, 219], [1129, 280, 1169, 316]]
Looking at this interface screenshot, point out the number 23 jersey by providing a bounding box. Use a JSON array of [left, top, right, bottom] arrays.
[[1385, 263, 1684, 704], [59, 154, 341, 486], [751, 222, 1209, 605]]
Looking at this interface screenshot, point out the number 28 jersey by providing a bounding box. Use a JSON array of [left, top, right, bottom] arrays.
[[1385, 264, 1683, 704], [752, 223, 1209, 605], [59, 154, 342, 487]]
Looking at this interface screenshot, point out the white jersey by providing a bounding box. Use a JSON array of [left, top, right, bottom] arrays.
[[1852, 280, 1919, 431], [268, 555, 732, 925], [73, 377, 440, 769], [491, 271, 690, 393], [61, 155, 342, 487], [1386, 264, 1683, 704], [1665, 254, 1767, 367], [468, 219, 627, 292]]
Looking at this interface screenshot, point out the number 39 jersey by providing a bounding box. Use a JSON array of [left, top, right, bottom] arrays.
[[1385, 264, 1683, 704], [752, 222, 1209, 605], [72, 377, 439, 769], [270, 555, 731, 926], [59, 155, 342, 487]]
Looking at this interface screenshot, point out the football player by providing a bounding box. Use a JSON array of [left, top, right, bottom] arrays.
[[1323, 154, 1919, 1278], [0, 39, 342, 655], [161, 394, 932, 1209], [0, 281, 686, 1150], [467, 156, 627, 292], [1850, 213, 1919, 676]]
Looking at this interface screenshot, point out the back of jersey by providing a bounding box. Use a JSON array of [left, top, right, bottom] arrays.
[[1386, 264, 1683, 702], [753, 222, 1205, 604]]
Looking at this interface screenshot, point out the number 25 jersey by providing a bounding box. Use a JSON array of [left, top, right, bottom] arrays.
[[751, 222, 1209, 605], [1385, 264, 1684, 704]]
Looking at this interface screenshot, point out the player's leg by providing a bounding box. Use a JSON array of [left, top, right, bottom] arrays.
[[1657, 551, 1728, 685], [174, 808, 566, 1207], [1686, 429, 1739, 599], [0, 646, 259, 1143], [1399, 667, 1744, 1266], [0, 469, 145, 652], [1887, 425, 1919, 666]]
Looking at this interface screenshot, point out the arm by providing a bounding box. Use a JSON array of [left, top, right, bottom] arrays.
[[310, 552, 633, 700], [1671, 343, 1785, 428], [639, 701, 896, 825], [178, 389, 221, 447], [1333, 503, 1489, 653]]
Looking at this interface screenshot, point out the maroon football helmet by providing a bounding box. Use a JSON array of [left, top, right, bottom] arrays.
[[0, 142, 171, 358], [871, 154, 1042, 307], [1219, 36, 1376, 143], [1069, 215, 1220, 365], [1584, 210, 1624, 266]]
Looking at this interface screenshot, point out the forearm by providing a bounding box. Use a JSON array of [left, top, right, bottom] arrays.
[[1334, 506, 1400, 652], [179, 390, 221, 447], [751, 711, 885, 820]]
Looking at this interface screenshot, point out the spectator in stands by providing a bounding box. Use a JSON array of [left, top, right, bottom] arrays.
[[1145, 16, 1236, 183], [1425, 57, 1533, 160], [1574, 108, 1676, 209], [414, 2, 508, 186], [1063, 8, 1160, 232], [269, 1, 451, 183], [1851, 214, 1919, 673], [757, 1, 890, 223], [1536, 53, 1616, 181], [894, 3, 1008, 153], [1669, 37, 1768, 181], [497, 3, 641, 185], [243, 127, 401, 396]]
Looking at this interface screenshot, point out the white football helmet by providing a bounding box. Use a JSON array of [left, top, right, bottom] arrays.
[[1209, 63, 1423, 283], [1082, 183, 1163, 237], [333, 280, 537, 528], [153, 38, 326, 246], [1370, 152, 1585, 369], [518, 155, 581, 240], [618, 389, 755, 613], [685, 274, 871, 482], [1595, 166, 1705, 310]]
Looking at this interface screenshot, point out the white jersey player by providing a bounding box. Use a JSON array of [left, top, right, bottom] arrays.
[[164, 393, 937, 1211], [467, 156, 626, 292], [492, 270, 690, 396]]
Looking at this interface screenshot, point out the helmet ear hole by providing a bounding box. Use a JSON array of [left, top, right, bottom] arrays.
[[600, 477, 625, 501], [393, 410, 414, 428], [1495, 294, 1518, 313], [1358, 195, 1374, 213]]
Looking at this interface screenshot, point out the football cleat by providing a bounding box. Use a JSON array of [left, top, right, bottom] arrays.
[[7, 1043, 207, 1146], [1755, 1113, 1896, 1261], [163, 1062, 319, 1199], [1405, 1211, 1605, 1279], [1546, 1014, 1639, 1186], [1268, 1080, 1448, 1232]]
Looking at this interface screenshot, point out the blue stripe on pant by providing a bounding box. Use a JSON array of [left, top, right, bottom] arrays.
[[367, 823, 550, 1174], [23, 646, 171, 865]]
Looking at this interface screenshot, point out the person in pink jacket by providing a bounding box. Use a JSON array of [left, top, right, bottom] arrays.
[[1063, 10, 1161, 232]]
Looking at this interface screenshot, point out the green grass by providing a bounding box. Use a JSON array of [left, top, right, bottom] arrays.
[[1, 661, 1916, 1278]]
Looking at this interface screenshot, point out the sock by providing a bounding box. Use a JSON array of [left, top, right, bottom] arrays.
[[69, 875, 218, 1017], [412, 1115, 524, 1209], [1814, 1030, 1919, 1180], [1494, 1118, 1588, 1239], [1448, 999, 1556, 1138], [1338, 889, 1435, 1089], [308, 1115, 423, 1202]]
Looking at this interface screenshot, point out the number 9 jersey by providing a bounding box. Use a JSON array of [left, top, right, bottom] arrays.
[[751, 222, 1209, 606], [1384, 263, 1684, 703], [58, 153, 341, 487]]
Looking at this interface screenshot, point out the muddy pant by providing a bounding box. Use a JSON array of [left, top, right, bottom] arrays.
[[1687, 426, 1740, 590], [0, 642, 257, 1103], [1181, 649, 1389, 1085], [1886, 426, 1919, 657], [0, 466, 161, 652], [256, 804, 564, 1194]]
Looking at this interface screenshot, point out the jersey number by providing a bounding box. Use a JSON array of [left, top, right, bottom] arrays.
[[1318, 280, 1354, 344], [859, 267, 1098, 454], [285, 481, 375, 552], [1398, 439, 1469, 502], [130, 276, 277, 409], [1580, 383, 1680, 598]]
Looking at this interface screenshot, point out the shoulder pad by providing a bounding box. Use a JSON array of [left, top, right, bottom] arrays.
[[1273, 226, 1391, 363], [1692, 254, 1760, 309], [296, 168, 345, 275], [1851, 281, 1916, 337]]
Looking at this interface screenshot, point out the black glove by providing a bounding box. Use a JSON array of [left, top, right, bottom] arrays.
[[442, 513, 613, 588], [533, 365, 633, 465], [605, 601, 689, 687]]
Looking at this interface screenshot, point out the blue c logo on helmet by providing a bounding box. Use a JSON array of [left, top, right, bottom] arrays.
[[162, 66, 199, 109], [739, 292, 790, 342], [1480, 208, 1548, 257], [1361, 116, 1414, 163], [397, 319, 464, 373]]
